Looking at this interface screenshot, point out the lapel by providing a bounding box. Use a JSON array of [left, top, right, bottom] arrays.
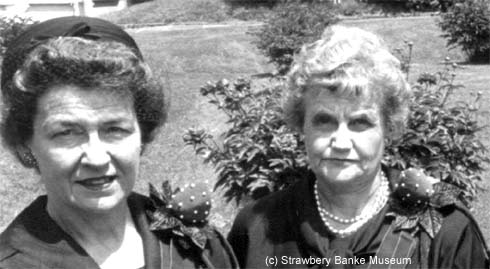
[[2, 195, 100, 268], [292, 173, 336, 259], [127, 193, 163, 269]]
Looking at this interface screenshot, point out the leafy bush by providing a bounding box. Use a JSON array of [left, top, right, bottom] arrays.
[[0, 16, 37, 58], [405, 0, 453, 11], [384, 57, 488, 203], [224, 0, 333, 8], [229, 5, 274, 21], [183, 78, 307, 203], [365, 0, 453, 13], [224, 0, 278, 8], [253, 1, 339, 75], [334, 0, 370, 16], [184, 47, 488, 204], [438, 0, 490, 63]]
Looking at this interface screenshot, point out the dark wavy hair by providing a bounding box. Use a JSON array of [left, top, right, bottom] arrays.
[[1, 37, 167, 166]]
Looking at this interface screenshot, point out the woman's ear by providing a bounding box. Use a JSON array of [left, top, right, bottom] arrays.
[[15, 144, 38, 169], [385, 121, 406, 148], [389, 121, 405, 143]]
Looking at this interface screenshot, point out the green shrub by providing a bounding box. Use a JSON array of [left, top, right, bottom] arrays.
[[184, 49, 487, 204], [365, 0, 453, 13], [384, 58, 488, 204], [229, 5, 274, 21], [224, 0, 278, 8], [438, 0, 490, 63], [334, 0, 370, 16], [405, 0, 454, 11], [253, 1, 339, 75], [0, 16, 37, 58], [183, 78, 308, 203]]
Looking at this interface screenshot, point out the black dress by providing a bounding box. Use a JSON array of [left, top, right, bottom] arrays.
[[0, 193, 238, 269], [228, 172, 489, 269]]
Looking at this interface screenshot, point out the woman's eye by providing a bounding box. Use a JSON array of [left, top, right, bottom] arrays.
[[52, 129, 77, 138], [312, 114, 336, 127], [107, 126, 126, 133], [50, 128, 84, 146], [349, 118, 373, 131], [104, 126, 132, 139]]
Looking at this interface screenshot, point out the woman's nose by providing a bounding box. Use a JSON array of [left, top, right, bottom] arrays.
[[330, 124, 352, 150], [80, 133, 110, 167]]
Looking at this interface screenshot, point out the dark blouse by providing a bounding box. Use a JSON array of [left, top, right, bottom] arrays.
[[228, 174, 489, 269], [0, 193, 238, 269]]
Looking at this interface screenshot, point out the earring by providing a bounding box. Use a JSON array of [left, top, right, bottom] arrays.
[[23, 151, 38, 168]]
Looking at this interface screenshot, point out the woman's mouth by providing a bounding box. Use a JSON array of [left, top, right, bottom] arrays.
[[76, 176, 117, 190], [327, 158, 357, 162], [324, 158, 358, 166]]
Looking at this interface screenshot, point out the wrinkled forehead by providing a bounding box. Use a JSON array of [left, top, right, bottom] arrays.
[[38, 84, 134, 113], [304, 82, 380, 110]]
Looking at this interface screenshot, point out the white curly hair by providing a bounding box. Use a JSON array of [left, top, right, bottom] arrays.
[[284, 25, 412, 139]]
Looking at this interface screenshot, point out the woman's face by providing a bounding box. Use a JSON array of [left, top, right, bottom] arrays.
[[303, 89, 384, 186], [28, 85, 142, 215]]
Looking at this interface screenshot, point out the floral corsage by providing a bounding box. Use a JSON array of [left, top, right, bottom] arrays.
[[147, 180, 215, 250], [389, 168, 470, 238]]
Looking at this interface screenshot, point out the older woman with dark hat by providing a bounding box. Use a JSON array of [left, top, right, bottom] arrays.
[[228, 25, 489, 268], [0, 16, 237, 269]]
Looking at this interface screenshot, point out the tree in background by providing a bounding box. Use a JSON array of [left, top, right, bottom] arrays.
[[439, 0, 490, 63], [253, 1, 339, 75], [0, 16, 37, 58]]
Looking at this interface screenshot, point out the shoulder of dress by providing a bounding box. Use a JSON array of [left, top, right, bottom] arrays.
[[231, 191, 288, 231], [0, 247, 19, 266], [0, 220, 29, 266], [202, 228, 239, 268], [0, 195, 48, 248], [230, 179, 308, 237], [237, 179, 305, 221], [0, 230, 19, 263]]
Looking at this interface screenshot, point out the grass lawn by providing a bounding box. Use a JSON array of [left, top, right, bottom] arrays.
[[1, 16, 489, 245], [104, 0, 230, 25], [104, 0, 273, 25]]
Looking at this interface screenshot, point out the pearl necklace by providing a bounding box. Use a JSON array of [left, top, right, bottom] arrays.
[[314, 172, 389, 238]]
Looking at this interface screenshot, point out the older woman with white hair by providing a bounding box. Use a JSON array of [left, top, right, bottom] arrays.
[[228, 25, 489, 268]]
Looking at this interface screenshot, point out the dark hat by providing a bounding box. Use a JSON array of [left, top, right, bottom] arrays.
[[1, 16, 142, 92]]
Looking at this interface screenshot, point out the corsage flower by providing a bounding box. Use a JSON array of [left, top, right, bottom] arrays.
[[389, 168, 470, 238], [147, 180, 214, 250]]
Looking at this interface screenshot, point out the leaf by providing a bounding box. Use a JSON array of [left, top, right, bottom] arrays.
[[430, 182, 462, 207], [394, 215, 419, 232], [149, 183, 165, 207], [148, 209, 181, 231], [160, 180, 173, 201], [418, 208, 443, 238]]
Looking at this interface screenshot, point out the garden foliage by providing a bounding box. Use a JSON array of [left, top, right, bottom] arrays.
[[253, 1, 339, 75], [183, 78, 308, 202], [0, 16, 37, 58], [184, 44, 488, 204], [438, 0, 490, 63], [224, 0, 278, 8], [384, 57, 488, 203], [405, 0, 453, 11]]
